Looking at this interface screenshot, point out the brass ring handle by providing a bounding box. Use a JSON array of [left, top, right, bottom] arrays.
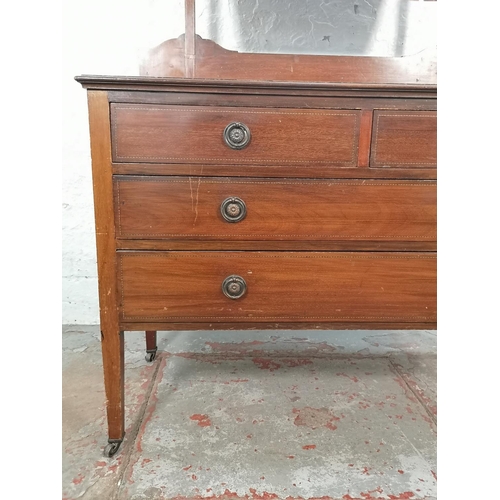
[[223, 122, 251, 149], [220, 197, 247, 223], [222, 275, 247, 300]]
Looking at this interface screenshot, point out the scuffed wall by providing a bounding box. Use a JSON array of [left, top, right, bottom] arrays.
[[63, 0, 436, 324]]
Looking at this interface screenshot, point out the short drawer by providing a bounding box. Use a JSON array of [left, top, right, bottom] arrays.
[[110, 104, 360, 167], [118, 252, 436, 323], [114, 176, 436, 242], [370, 111, 437, 168]]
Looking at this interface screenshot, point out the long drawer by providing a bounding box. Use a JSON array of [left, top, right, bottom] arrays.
[[118, 252, 436, 323], [114, 177, 436, 242], [110, 104, 360, 167]]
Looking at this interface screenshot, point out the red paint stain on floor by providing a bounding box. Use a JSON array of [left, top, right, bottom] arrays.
[[249, 489, 280, 499], [190, 414, 212, 427], [135, 356, 167, 454], [293, 407, 340, 430], [398, 470, 404, 474], [138, 364, 156, 390], [252, 358, 282, 371], [192, 474, 197, 480], [175, 353, 241, 364], [170, 489, 243, 500], [342, 491, 413, 500], [123, 356, 168, 486], [141, 458, 152, 467], [281, 358, 313, 367], [302, 444, 316, 450], [182, 465, 192, 471], [431, 470, 437, 480], [297, 497, 334, 500], [169, 492, 339, 500], [391, 363, 437, 416], [391, 377, 419, 403], [337, 373, 360, 383], [108, 464, 119, 474], [420, 414, 433, 425], [287, 455, 295, 459], [360, 486, 384, 500], [206, 340, 266, 352], [72, 474, 84, 485]]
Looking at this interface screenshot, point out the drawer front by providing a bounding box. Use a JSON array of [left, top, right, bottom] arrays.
[[118, 252, 436, 323], [110, 104, 360, 166], [114, 177, 436, 242], [370, 111, 437, 168]]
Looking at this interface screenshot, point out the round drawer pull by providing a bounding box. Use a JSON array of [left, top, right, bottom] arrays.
[[223, 122, 251, 150], [222, 275, 247, 300], [220, 197, 247, 223]]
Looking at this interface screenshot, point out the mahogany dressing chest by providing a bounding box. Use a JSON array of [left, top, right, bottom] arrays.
[[76, 3, 436, 457]]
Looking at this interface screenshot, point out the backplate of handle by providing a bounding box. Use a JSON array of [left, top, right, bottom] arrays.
[[223, 122, 251, 149], [220, 197, 247, 223], [222, 275, 247, 299]]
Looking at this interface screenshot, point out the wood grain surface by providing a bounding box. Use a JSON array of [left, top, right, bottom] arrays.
[[87, 91, 125, 441], [110, 104, 360, 166], [370, 111, 437, 168], [118, 252, 437, 324], [114, 176, 436, 243], [114, 240, 436, 252], [121, 321, 437, 331], [136, 35, 436, 85]]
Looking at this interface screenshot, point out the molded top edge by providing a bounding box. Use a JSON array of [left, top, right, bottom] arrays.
[[75, 75, 436, 93]]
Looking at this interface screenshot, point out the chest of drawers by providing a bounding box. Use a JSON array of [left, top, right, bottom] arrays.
[[77, 65, 436, 456]]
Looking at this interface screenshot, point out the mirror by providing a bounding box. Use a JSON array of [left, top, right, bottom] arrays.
[[195, 0, 436, 58]]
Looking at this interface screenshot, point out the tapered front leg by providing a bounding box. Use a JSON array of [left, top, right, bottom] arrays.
[[145, 330, 158, 362], [86, 91, 125, 457], [101, 329, 125, 456]]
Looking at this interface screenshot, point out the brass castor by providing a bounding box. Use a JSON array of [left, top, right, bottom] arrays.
[[104, 439, 122, 457], [145, 348, 158, 363]]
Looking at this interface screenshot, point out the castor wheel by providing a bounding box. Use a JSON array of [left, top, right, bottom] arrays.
[[104, 439, 123, 457], [145, 348, 157, 362]]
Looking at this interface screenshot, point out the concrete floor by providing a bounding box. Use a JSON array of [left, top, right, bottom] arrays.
[[62, 327, 436, 500]]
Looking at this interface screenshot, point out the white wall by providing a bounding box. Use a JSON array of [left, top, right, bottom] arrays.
[[63, 1, 185, 324], [62, 0, 436, 324]]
